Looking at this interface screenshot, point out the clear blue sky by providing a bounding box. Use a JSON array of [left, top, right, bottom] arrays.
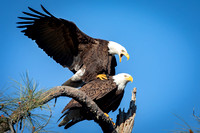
[[1, 0, 200, 132]]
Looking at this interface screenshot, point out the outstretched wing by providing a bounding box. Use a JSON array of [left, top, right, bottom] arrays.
[[17, 5, 94, 68], [61, 79, 117, 113]]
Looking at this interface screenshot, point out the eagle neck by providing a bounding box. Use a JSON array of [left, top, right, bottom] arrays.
[[107, 41, 119, 56], [112, 76, 127, 91]]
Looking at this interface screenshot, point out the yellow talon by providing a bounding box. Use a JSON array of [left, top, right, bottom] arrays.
[[104, 113, 115, 126], [97, 74, 108, 80], [104, 113, 109, 117]]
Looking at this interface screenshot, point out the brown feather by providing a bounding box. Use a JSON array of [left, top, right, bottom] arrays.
[[62, 77, 124, 113]]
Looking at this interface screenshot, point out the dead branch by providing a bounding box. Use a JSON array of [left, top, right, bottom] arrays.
[[115, 87, 137, 133], [0, 86, 116, 133]]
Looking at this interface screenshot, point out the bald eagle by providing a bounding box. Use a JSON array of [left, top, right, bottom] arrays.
[[17, 5, 129, 87], [58, 73, 133, 129]]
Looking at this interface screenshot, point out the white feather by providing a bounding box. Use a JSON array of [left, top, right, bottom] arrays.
[[108, 41, 127, 56], [71, 68, 85, 81], [113, 73, 132, 90]]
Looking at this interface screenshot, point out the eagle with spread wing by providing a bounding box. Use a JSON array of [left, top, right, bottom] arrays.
[[17, 5, 130, 87]]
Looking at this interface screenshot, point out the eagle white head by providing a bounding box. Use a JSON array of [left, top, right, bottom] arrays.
[[108, 41, 130, 62], [113, 73, 133, 90]]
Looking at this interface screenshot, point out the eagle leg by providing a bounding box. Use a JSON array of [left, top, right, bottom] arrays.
[[96, 74, 108, 80], [104, 113, 115, 126], [104, 113, 109, 117]]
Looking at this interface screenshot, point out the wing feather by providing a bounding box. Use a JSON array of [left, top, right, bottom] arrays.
[[62, 79, 117, 113], [18, 16, 37, 20], [41, 5, 54, 17], [17, 5, 94, 68], [22, 11, 42, 18], [28, 7, 48, 17], [16, 21, 34, 24]]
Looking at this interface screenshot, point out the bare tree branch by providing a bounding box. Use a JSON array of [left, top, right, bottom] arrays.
[[0, 86, 116, 133], [115, 87, 137, 133]]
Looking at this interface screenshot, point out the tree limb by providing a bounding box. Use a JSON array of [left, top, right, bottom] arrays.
[[0, 86, 116, 133]]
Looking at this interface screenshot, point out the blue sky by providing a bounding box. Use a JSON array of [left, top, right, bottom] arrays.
[[1, 0, 200, 132]]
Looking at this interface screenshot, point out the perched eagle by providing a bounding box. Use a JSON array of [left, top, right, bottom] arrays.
[[58, 73, 133, 129], [17, 5, 130, 87]]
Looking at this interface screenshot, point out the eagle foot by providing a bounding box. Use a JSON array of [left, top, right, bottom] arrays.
[[112, 121, 116, 126], [104, 113, 109, 117], [96, 74, 108, 80], [104, 113, 115, 126]]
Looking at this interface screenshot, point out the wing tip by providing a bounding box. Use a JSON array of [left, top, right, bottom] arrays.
[[40, 4, 54, 17]]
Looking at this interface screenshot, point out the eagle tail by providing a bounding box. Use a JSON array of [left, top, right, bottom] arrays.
[[64, 119, 83, 129], [58, 108, 84, 128], [62, 78, 84, 88]]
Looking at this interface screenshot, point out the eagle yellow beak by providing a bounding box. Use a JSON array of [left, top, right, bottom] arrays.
[[119, 52, 130, 63], [125, 75, 133, 82]]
